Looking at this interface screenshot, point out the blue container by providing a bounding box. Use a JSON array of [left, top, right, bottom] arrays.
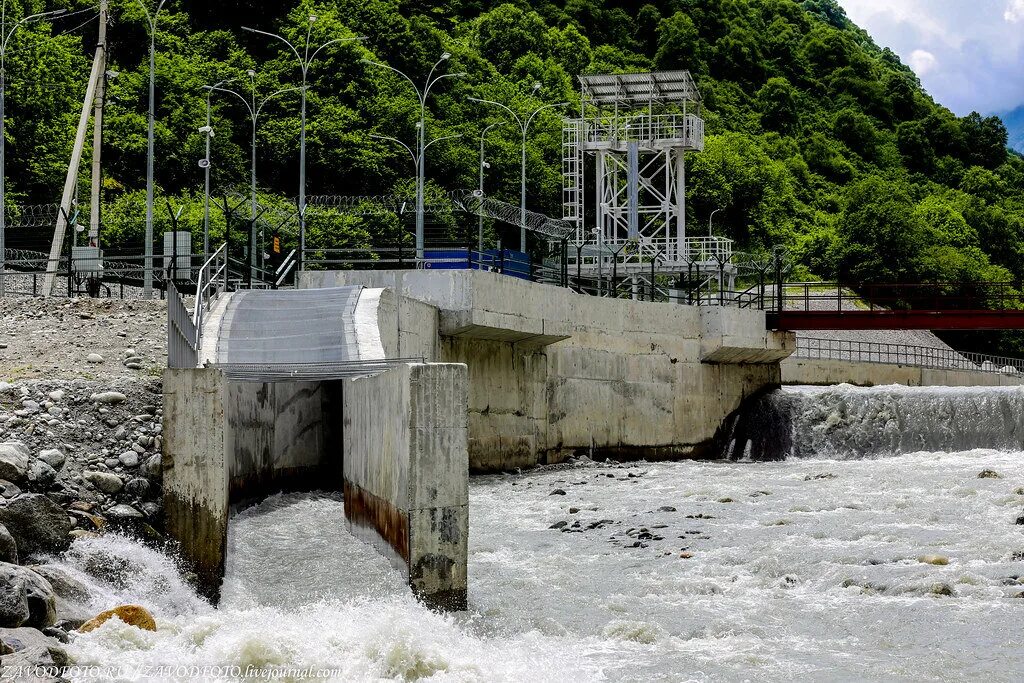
[[422, 248, 532, 280]]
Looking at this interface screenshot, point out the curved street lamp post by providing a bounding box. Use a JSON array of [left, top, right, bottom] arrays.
[[477, 121, 505, 252], [206, 72, 303, 280], [136, 0, 168, 298], [242, 19, 362, 270], [468, 87, 568, 253], [362, 54, 465, 261]]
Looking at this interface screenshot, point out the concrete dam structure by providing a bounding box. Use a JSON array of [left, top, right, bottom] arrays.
[[164, 273, 795, 611]]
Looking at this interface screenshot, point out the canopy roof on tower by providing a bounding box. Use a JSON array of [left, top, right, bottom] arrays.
[[578, 71, 702, 108]]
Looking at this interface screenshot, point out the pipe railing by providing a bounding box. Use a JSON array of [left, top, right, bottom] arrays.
[[192, 243, 228, 355], [795, 336, 1024, 376]]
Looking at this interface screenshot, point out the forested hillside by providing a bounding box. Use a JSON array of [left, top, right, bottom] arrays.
[[6, 0, 1024, 306]]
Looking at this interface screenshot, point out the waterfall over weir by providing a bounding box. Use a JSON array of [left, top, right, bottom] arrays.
[[723, 384, 1024, 461]]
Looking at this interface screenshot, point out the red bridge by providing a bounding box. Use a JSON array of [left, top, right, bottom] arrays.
[[765, 282, 1024, 331]]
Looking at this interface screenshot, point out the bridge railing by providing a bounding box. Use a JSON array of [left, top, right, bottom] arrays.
[[772, 282, 1024, 313], [795, 336, 1024, 375]]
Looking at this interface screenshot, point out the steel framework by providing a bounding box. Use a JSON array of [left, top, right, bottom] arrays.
[[563, 71, 735, 286]]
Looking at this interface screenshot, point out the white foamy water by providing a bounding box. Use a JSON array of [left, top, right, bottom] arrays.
[[55, 387, 1024, 681]]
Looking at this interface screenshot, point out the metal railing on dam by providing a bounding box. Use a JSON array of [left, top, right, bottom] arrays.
[[795, 337, 1024, 376]]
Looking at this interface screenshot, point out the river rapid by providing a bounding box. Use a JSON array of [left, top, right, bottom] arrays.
[[48, 385, 1024, 681]]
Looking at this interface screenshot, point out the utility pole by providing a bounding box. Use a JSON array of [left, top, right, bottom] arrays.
[[88, 0, 108, 248], [43, 16, 101, 295]]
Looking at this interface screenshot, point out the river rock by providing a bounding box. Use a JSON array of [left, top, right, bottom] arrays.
[[978, 469, 1002, 479], [142, 454, 161, 480], [27, 460, 57, 489], [86, 353, 103, 364], [918, 554, 949, 566], [0, 495, 73, 556], [47, 391, 64, 402], [928, 582, 955, 596], [30, 566, 93, 624], [0, 563, 56, 628], [84, 470, 123, 494], [119, 451, 140, 468], [79, 604, 156, 633], [89, 391, 126, 405], [0, 442, 30, 482], [124, 478, 150, 497], [0, 524, 17, 564], [0, 580, 29, 627], [36, 449, 65, 471], [106, 504, 143, 520], [0, 480, 21, 500], [0, 626, 69, 668]]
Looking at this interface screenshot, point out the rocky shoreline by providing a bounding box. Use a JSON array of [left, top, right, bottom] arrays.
[[0, 297, 169, 677]]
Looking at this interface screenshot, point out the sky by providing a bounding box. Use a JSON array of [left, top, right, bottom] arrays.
[[837, 0, 1024, 117]]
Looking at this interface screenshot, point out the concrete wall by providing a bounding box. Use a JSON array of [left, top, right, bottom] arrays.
[[163, 368, 228, 601], [342, 363, 469, 610], [782, 357, 1024, 387], [300, 270, 794, 470]]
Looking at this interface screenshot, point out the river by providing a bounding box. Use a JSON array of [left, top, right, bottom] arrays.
[[50, 385, 1024, 681]]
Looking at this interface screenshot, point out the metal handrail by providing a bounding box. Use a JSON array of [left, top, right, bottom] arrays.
[[192, 243, 229, 354], [795, 336, 1024, 375]]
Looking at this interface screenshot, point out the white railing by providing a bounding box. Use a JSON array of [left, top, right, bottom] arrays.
[[192, 243, 228, 358], [582, 114, 705, 150], [568, 236, 734, 273]]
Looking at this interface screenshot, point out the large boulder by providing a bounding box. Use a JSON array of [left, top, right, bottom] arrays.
[[0, 579, 28, 627], [36, 450, 65, 471], [30, 566, 93, 625], [27, 460, 58, 490], [0, 563, 56, 628], [0, 626, 69, 670], [84, 471, 123, 495], [0, 523, 17, 564], [0, 495, 73, 556], [79, 604, 156, 633], [0, 442, 30, 482]]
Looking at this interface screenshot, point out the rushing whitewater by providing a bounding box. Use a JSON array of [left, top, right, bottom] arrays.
[[724, 384, 1024, 460], [43, 385, 1024, 681]]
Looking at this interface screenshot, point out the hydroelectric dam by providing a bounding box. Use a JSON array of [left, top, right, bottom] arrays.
[[161, 268, 1024, 617]]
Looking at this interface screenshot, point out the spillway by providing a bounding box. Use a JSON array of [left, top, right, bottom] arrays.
[[723, 384, 1024, 461]]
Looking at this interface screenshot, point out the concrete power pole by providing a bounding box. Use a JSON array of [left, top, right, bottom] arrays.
[[88, 0, 107, 248], [42, 14, 104, 295]]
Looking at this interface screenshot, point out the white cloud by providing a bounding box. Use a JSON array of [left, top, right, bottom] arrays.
[[1006, 0, 1024, 22], [909, 49, 938, 76], [838, 0, 1024, 115]]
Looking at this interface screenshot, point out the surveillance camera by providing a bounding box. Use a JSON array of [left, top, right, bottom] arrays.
[[198, 125, 213, 134], [198, 159, 211, 169]]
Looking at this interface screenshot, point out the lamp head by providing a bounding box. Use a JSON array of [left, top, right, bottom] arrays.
[[309, 14, 317, 22], [532, 82, 541, 92], [441, 52, 451, 60], [247, 69, 256, 78], [105, 70, 120, 79], [198, 125, 214, 135]]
